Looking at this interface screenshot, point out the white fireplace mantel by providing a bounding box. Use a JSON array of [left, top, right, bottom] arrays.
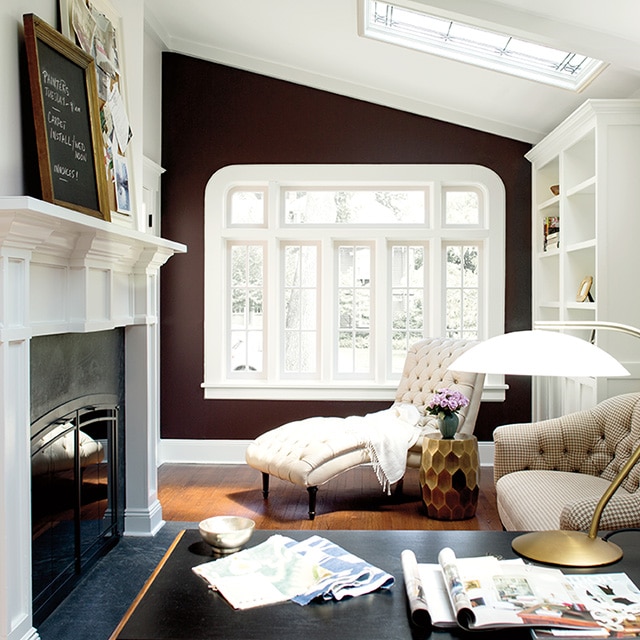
[[0, 196, 186, 640]]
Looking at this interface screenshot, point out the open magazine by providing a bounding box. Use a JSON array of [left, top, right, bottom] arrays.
[[401, 547, 636, 634]]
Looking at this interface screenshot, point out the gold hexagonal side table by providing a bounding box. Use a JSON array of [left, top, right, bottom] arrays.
[[420, 433, 479, 520]]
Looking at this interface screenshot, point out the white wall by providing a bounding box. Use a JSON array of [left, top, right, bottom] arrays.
[[143, 24, 164, 164], [1, 1, 57, 196]]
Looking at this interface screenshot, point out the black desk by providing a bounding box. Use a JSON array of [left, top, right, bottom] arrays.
[[111, 529, 640, 640]]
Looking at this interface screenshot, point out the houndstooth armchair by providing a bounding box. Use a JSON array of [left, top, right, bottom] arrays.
[[493, 392, 640, 532]]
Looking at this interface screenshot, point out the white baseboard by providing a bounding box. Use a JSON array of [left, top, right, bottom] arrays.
[[158, 438, 495, 467]]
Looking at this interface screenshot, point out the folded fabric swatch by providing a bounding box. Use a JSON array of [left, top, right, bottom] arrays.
[[193, 534, 330, 609], [192, 534, 394, 609], [284, 535, 395, 605]]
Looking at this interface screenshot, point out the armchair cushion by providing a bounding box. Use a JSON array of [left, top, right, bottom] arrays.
[[493, 392, 640, 532]]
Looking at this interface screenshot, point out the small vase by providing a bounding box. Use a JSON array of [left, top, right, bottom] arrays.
[[438, 413, 459, 439]]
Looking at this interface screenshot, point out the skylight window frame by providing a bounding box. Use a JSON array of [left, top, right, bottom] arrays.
[[360, 0, 607, 92]]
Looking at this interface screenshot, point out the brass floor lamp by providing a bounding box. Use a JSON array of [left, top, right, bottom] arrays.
[[450, 322, 640, 567]]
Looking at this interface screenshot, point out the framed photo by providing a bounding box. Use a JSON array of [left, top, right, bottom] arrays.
[[114, 154, 131, 213], [576, 276, 594, 302], [59, 0, 135, 227], [23, 13, 110, 220]]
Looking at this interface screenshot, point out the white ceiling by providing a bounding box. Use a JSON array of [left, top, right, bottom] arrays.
[[144, 0, 640, 143]]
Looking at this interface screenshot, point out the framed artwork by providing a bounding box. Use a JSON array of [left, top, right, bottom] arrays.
[[23, 13, 110, 220], [59, 0, 136, 226], [576, 276, 594, 302]]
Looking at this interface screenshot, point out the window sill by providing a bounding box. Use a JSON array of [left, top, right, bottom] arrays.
[[201, 382, 507, 402]]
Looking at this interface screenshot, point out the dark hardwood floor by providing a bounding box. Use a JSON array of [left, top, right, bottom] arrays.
[[158, 463, 503, 531]]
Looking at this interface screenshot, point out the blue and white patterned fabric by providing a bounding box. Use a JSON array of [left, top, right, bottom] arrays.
[[285, 535, 394, 605]]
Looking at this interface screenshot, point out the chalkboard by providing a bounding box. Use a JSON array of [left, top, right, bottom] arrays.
[[23, 14, 110, 221]]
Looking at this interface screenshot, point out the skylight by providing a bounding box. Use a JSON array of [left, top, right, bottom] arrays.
[[361, 1, 606, 91]]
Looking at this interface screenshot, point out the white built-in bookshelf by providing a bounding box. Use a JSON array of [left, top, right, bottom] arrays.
[[526, 99, 640, 419]]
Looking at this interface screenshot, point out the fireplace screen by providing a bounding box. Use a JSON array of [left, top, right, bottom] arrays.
[[31, 394, 121, 623]]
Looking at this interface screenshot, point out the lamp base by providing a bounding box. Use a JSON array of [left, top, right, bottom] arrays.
[[512, 530, 623, 567]]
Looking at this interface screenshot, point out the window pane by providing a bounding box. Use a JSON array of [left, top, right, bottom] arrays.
[[229, 190, 265, 225], [339, 290, 353, 329], [229, 244, 264, 372], [284, 189, 426, 224], [390, 244, 426, 371], [337, 244, 371, 374], [446, 246, 462, 286], [283, 243, 319, 374], [284, 289, 300, 329], [445, 189, 480, 225], [445, 244, 479, 340], [300, 289, 316, 329]]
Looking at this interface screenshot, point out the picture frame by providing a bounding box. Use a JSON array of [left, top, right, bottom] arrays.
[[576, 276, 594, 302], [23, 13, 110, 221], [59, 0, 136, 227]]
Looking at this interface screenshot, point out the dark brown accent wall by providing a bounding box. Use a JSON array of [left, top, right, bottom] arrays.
[[160, 53, 532, 442]]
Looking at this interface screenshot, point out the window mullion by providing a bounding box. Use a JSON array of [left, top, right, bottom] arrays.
[[429, 238, 442, 335], [320, 238, 334, 382], [374, 237, 388, 384], [265, 183, 279, 380]]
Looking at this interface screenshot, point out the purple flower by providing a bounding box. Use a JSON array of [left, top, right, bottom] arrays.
[[426, 388, 469, 416]]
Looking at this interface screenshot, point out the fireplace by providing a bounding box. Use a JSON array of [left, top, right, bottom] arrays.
[[30, 331, 125, 624], [0, 197, 185, 640]]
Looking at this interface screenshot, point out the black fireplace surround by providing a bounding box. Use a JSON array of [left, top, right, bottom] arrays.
[[30, 330, 126, 624]]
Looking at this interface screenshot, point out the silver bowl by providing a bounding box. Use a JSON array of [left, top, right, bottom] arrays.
[[198, 516, 255, 554]]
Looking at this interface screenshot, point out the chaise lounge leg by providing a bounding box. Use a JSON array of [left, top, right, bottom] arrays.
[[307, 486, 318, 520], [261, 472, 270, 499]]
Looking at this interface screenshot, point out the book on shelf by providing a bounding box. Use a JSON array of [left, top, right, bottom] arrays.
[[544, 216, 560, 251], [401, 547, 640, 636]]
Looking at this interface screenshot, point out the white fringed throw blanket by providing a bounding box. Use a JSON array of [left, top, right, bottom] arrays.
[[284, 404, 421, 494], [359, 404, 421, 493]]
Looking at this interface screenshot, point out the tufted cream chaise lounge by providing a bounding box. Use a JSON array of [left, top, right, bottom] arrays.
[[494, 392, 640, 532], [245, 337, 485, 519]]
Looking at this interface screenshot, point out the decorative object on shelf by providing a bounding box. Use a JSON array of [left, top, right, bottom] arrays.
[[543, 216, 560, 251], [59, 0, 136, 226], [451, 322, 640, 567], [576, 276, 594, 302], [426, 388, 469, 438], [22, 14, 111, 221], [420, 433, 479, 519], [550, 184, 560, 196]]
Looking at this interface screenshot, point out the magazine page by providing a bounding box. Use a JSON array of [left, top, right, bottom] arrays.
[[408, 550, 517, 629], [402, 549, 455, 628], [533, 573, 640, 638], [437, 548, 603, 632]]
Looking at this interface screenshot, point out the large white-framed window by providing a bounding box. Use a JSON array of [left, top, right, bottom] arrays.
[[204, 164, 506, 401]]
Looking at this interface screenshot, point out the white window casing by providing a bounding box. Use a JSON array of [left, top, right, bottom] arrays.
[[204, 164, 506, 401]]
